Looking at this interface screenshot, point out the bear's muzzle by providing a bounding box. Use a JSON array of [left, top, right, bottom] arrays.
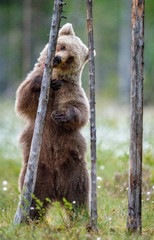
[[53, 56, 62, 66]]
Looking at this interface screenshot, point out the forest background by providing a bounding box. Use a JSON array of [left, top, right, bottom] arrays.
[[0, 0, 153, 239], [0, 0, 154, 104]]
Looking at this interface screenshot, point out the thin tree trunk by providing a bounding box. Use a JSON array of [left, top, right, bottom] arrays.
[[22, 0, 32, 77], [86, 0, 97, 231], [127, 0, 145, 233], [14, 0, 64, 224]]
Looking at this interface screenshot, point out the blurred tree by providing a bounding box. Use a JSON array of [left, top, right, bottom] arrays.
[[22, 0, 32, 77], [94, 0, 120, 94], [118, 0, 131, 104], [0, 3, 22, 96]]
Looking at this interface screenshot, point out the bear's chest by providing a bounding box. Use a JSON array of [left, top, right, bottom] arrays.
[[48, 82, 75, 111]]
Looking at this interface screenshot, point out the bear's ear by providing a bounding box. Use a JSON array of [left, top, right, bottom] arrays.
[[59, 23, 75, 36]]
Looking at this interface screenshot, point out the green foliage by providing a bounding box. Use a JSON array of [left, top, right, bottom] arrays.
[[0, 101, 153, 239], [63, 198, 73, 213], [31, 194, 46, 221]]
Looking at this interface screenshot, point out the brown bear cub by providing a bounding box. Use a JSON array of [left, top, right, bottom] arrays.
[[15, 23, 90, 220]]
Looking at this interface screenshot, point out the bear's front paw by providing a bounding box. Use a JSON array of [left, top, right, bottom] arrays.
[[51, 108, 70, 124], [32, 76, 42, 92], [51, 79, 64, 91]]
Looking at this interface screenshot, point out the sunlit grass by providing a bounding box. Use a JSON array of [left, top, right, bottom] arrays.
[[0, 100, 153, 239]]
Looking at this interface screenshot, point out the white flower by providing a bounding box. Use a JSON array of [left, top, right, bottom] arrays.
[[97, 238, 101, 240], [2, 180, 8, 186], [108, 217, 112, 221], [97, 176, 102, 181], [152, 186, 154, 190], [2, 209, 5, 212], [30, 207, 35, 210], [97, 186, 101, 189], [100, 165, 105, 170], [72, 201, 76, 204], [3, 187, 7, 191], [147, 191, 151, 195], [146, 198, 150, 201], [126, 187, 129, 191]]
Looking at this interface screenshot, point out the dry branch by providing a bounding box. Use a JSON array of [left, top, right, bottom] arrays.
[[14, 0, 64, 224], [127, 0, 145, 233], [86, 0, 97, 231]]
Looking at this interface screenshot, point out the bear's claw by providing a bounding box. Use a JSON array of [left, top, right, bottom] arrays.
[[51, 79, 64, 91], [51, 109, 70, 123]]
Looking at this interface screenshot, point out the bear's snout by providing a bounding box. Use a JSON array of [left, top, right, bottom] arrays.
[[53, 56, 62, 66]]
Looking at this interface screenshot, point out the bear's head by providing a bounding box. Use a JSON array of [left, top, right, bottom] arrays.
[[53, 23, 89, 75]]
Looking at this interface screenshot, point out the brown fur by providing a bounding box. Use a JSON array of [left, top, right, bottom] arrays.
[[15, 23, 90, 219]]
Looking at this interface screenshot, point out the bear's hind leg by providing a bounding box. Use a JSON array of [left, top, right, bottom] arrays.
[[29, 164, 54, 221], [29, 197, 50, 221], [61, 168, 90, 219]]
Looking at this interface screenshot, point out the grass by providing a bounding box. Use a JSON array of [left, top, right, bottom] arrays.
[[0, 99, 153, 240]]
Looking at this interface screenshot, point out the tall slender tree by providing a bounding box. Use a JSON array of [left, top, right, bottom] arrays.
[[86, 0, 97, 231], [14, 0, 65, 224], [127, 0, 145, 233]]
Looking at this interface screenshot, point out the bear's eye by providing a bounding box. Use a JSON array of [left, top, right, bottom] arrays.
[[66, 56, 74, 64], [61, 46, 65, 51]]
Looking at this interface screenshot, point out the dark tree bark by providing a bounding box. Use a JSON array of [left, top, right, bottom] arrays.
[[127, 0, 145, 233], [14, 0, 64, 224], [86, 0, 97, 231]]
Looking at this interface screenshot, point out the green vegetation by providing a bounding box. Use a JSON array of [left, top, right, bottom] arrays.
[[0, 101, 153, 239], [0, 0, 153, 238]]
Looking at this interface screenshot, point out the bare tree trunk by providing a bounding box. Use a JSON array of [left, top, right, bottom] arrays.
[[14, 0, 64, 224], [118, 0, 131, 104], [127, 0, 145, 233], [22, 0, 32, 77], [86, 0, 97, 231]]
